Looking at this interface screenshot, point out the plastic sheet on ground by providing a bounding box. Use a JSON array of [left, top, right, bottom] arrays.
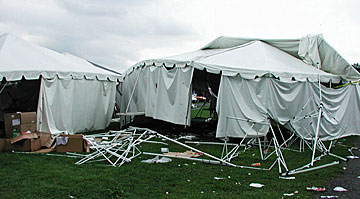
[[141, 156, 172, 164], [333, 187, 347, 192]]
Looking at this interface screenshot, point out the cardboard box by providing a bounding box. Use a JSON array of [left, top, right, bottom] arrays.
[[12, 139, 41, 152], [10, 133, 41, 152], [20, 124, 37, 134], [56, 134, 84, 153], [20, 112, 37, 124], [4, 112, 37, 138], [37, 132, 53, 148], [4, 113, 21, 138]]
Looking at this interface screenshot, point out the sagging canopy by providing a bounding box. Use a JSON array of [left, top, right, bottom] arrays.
[[0, 33, 122, 134], [120, 35, 360, 141]]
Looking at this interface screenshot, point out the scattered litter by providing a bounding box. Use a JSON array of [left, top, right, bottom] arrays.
[[294, 191, 298, 194], [228, 176, 231, 179], [320, 196, 339, 198], [201, 191, 204, 194], [212, 191, 215, 193], [69, 196, 75, 199], [248, 173, 251, 176], [306, 187, 326, 192], [279, 176, 296, 180], [252, 153, 255, 156], [214, 177, 225, 180], [141, 156, 172, 164], [283, 193, 294, 196], [249, 183, 264, 188], [187, 179, 191, 182], [343, 167, 347, 170], [192, 162, 196, 165], [165, 192, 169, 195], [357, 176, 360, 179], [184, 163, 189, 166], [333, 187, 347, 192], [178, 164, 181, 167], [161, 148, 169, 153], [250, 163, 261, 166], [346, 155, 359, 159]]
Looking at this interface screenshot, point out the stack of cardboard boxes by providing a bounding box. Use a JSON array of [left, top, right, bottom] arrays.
[[0, 111, 87, 153], [0, 112, 52, 152]]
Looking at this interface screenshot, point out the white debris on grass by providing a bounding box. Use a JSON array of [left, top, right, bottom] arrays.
[[249, 183, 264, 188], [283, 193, 294, 196], [214, 177, 225, 180], [333, 187, 347, 192], [279, 176, 296, 180], [320, 196, 339, 198], [346, 155, 359, 159]]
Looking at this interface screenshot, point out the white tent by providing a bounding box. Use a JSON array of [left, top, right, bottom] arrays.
[[0, 33, 122, 134], [120, 35, 360, 141]]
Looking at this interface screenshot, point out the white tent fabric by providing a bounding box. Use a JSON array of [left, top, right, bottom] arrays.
[[121, 35, 360, 140], [201, 35, 360, 81], [38, 78, 116, 134], [121, 66, 193, 125], [128, 36, 359, 83], [216, 76, 360, 140], [0, 33, 119, 81], [0, 33, 122, 134]]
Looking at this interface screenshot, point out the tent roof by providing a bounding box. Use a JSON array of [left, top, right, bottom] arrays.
[[0, 33, 122, 82], [128, 35, 360, 83]]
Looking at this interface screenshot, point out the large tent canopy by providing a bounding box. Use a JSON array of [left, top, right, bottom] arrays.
[[0, 33, 119, 81], [0, 33, 122, 134], [126, 35, 359, 83], [120, 35, 360, 141]]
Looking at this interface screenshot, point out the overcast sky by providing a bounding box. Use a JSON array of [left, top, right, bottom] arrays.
[[0, 0, 359, 72]]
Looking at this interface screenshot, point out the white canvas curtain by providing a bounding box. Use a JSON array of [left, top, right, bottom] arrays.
[[121, 66, 193, 125], [216, 75, 360, 140], [37, 77, 116, 134]]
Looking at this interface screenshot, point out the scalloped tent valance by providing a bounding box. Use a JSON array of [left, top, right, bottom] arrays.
[[0, 33, 122, 82]]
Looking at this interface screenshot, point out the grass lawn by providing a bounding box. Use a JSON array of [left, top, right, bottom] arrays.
[[0, 127, 356, 199]]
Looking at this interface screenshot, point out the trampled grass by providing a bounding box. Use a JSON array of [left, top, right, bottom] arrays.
[[0, 131, 356, 199]]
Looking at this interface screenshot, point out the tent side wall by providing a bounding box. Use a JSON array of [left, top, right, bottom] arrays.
[[120, 66, 194, 126], [37, 77, 116, 134], [216, 75, 360, 140]]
